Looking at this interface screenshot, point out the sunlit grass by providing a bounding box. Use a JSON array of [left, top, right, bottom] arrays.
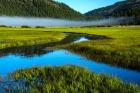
[[0, 28, 65, 49], [0, 26, 140, 92], [10, 66, 140, 93], [0, 26, 140, 70], [45, 26, 140, 70]]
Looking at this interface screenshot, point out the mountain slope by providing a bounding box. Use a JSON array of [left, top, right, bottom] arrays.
[[85, 0, 140, 24], [0, 0, 84, 19]]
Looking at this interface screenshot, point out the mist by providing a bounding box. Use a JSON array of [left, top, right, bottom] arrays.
[[0, 16, 133, 26]]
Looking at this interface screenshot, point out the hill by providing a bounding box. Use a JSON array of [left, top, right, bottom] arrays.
[[85, 0, 140, 24], [0, 0, 84, 19]]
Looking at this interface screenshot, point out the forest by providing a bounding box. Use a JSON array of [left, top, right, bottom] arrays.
[[0, 0, 84, 19], [85, 0, 140, 24]]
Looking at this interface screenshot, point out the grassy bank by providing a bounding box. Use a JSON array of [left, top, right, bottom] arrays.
[[0, 26, 140, 71], [62, 42, 140, 71], [9, 66, 139, 93], [0, 28, 65, 49], [46, 26, 140, 71]]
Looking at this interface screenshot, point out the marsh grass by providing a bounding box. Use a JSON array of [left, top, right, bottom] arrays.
[[0, 29, 65, 49], [63, 43, 140, 71], [0, 26, 140, 93], [46, 26, 140, 71], [9, 66, 140, 93], [0, 26, 140, 70]]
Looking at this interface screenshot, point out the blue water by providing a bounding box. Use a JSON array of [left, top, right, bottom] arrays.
[[0, 49, 140, 85]]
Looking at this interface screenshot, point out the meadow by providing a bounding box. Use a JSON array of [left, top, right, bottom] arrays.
[[0, 26, 140, 71], [0, 26, 140, 92], [36, 26, 139, 70], [52, 26, 140, 71], [0, 27, 66, 49]]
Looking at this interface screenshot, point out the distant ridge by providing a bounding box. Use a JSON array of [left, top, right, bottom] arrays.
[[0, 0, 139, 24], [85, 0, 140, 24], [0, 0, 84, 19]]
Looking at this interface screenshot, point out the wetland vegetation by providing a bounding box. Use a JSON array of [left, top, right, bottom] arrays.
[[0, 29, 65, 49], [9, 66, 140, 93], [46, 26, 140, 71], [0, 0, 139, 92], [0, 26, 140, 93], [0, 26, 140, 71]]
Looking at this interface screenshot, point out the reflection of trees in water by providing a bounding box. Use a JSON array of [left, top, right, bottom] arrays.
[[0, 44, 53, 57]]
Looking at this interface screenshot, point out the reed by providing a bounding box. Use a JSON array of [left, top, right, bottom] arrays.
[[9, 66, 140, 93]]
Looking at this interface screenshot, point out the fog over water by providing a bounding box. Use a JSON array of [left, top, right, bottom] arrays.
[[0, 16, 133, 26]]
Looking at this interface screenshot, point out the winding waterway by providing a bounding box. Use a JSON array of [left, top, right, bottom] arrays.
[[0, 36, 140, 86]]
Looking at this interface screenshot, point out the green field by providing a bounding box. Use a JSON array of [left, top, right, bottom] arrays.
[[0, 27, 66, 49]]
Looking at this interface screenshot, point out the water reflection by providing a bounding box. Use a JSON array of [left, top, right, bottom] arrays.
[[0, 49, 140, 85], [1, 34, 139, 85], [0, 33, 99, 57], [74, 37, 89, 43], [0, 44, 53, 57]]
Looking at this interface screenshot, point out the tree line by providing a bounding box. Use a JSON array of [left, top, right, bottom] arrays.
[[0, 0, 84, 19]]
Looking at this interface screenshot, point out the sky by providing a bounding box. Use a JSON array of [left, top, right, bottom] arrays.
[[54, 0, 124, 14]]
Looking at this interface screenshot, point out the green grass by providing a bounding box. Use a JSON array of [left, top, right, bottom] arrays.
[[0, 26, 140, 92], [0, 26, 140, 70], [0, 28, 65, 49], [45, 26, 140, 71], [10, 66, 140, 93]]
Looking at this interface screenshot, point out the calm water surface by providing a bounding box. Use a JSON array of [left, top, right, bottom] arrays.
[[0, 40, 140, 85], [74, 37, 89, 43]]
